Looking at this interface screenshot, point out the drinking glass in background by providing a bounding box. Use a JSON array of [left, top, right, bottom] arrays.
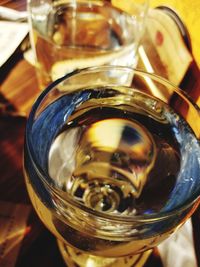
[[24, 66, 200, 267], [27, 0, 148, 90]]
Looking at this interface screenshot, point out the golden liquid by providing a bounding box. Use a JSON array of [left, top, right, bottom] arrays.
[[25, 172, 177, 258], [24, 88, 191, 258], [24, 85, 200, 265], [31, 1, 137, 89]]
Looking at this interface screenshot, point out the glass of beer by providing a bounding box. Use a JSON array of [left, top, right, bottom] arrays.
[[24, 66, 200, 267], [27, 0, 148, 89]]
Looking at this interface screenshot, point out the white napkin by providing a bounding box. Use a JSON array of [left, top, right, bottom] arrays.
[[158, 219, 197, 267], [0, 21, 28, 67]]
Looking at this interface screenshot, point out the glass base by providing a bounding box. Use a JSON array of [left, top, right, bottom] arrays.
[[57, 240, 152, 267]]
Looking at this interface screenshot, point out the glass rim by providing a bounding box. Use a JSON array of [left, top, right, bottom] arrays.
[[25, 65, 200, 223]]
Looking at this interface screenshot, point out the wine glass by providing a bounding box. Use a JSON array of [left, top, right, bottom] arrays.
[[24, 66, 200, 267]]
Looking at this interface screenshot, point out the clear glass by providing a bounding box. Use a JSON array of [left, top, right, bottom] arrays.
[[24, 66, 200, 267], [27, 0, 148, 89]]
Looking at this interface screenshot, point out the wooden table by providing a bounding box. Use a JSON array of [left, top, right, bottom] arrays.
[[0, 1, 200, 267]]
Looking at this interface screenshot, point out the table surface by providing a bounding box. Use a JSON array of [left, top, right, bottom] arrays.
[[0, 1, 200, 267]]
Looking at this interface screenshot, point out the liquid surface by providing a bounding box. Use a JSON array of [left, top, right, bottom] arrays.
[[31, 1, 137, 87], [47, 86, 199, 216]]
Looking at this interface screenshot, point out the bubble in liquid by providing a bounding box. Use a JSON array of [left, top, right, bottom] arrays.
[[72, 118, 156, 212]]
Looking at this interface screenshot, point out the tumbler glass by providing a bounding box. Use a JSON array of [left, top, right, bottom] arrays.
[[27, 0, 148, 89]]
